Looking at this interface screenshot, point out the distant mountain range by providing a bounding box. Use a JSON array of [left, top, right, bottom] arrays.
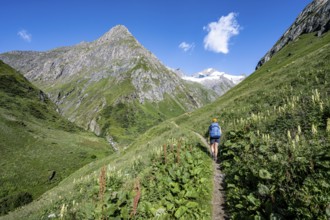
[[181, 68, 245, 96]]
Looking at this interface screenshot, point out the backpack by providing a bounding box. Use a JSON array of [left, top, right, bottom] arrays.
[[209, 122, 221, 139]]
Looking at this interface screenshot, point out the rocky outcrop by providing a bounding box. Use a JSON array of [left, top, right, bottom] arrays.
[[256, 0, 330, 69]]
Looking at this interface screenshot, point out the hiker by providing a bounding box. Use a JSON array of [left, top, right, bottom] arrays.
[[206, 118, 221, 161]]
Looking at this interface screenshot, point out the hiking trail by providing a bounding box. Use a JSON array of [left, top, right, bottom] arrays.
[[193, 131, 227, 220], [171, 121, 227, 219]]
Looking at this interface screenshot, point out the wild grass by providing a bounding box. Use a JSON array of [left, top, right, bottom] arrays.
[[0, 61, 111, 215], [173, 31, 330, 219], [0, 120, 213, 219], [1, 31, 329, 219]]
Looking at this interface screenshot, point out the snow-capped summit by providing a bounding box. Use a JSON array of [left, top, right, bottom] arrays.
[[182, 68, 245, 96], [188, 68, 245, 85]]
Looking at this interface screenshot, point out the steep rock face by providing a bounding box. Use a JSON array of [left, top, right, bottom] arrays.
[[0, 25, 216, 142], [256, 0, 330, 69]]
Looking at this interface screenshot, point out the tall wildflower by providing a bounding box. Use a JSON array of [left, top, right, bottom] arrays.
[[319, 101, 324, 112], [287, 130, 292, 140], [177, 143, 181, 163], [163, 144, 167, 164], [130, 178, 141, 218], [312, 124, 318, 135], [60, 203, 67, 219], [298, 125, 302, 135], [98, 165, 107, 202]]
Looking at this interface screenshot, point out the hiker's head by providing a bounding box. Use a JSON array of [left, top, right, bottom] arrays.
[[212, 118, 217, 122]]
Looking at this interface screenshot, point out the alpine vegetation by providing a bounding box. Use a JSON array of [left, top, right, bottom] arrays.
[[0, 25, 216, 146], [0, 61, 110, 215], [173, 30, 330, 219], [0, 0, 329, 219]]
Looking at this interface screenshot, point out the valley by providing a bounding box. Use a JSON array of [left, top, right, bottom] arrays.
[[0, 0, 329, 219]]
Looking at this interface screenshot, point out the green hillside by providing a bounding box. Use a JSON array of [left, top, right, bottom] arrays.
[[42, 67, 214, 145], [1, 118, 214, 219], [0, 26, 217, 147], [174, 32, 330, 219], [0, 61, 112, 215], [1, 32, 329, 219]]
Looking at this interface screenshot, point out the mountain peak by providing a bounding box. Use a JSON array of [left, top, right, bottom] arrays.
[[182, 68, 245, 96], [95, 25, 133, 45], [256, 0, 330, 69]]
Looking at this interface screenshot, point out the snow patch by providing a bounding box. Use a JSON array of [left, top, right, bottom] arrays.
[[184, 68, 245, 85]]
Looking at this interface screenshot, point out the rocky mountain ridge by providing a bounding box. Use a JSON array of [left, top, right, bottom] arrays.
[[0, 25, 216, 143], [256, 0, 330, 69]]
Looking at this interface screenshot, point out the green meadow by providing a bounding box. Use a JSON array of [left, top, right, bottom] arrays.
[[1, 31, 330, 219]]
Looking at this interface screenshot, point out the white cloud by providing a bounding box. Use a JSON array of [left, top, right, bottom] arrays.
[[203, 12, 240, 54], [179, 41, 195, 52], [17, 29, 32, 42]]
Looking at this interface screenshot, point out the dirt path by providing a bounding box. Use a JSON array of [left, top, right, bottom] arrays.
[[170, 120, 227, 219], [193, 132, 227, 220]]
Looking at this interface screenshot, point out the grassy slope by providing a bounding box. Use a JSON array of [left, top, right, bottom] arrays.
[[0, 61, 111, 215], [175, 32, 330, 132], [2, 32, 329, 219], [37, 62, 214, 146], [1, 120, 213, 219], [174, 32, 330, 219]]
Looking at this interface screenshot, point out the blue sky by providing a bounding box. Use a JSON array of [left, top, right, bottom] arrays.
[[1, 0, 312, 76]]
